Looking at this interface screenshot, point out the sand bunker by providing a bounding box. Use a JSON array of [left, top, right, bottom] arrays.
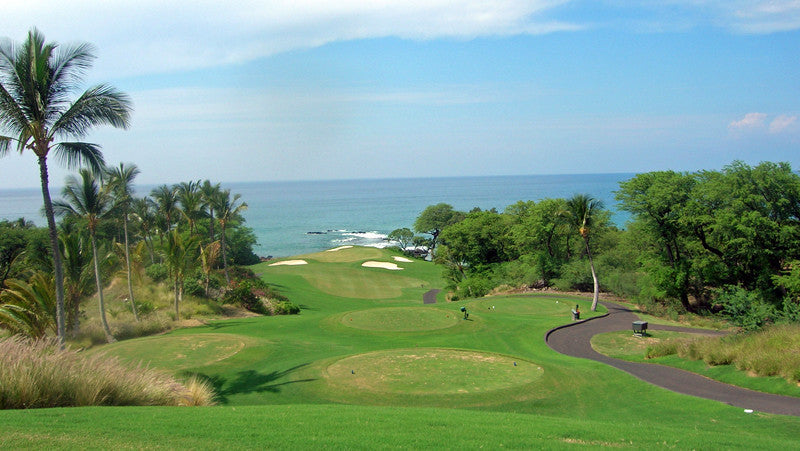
[[393, 256, 413, 263], [269, 260, 308, 266], [326, 246, 353, 252], [362, 261, 403, 270]]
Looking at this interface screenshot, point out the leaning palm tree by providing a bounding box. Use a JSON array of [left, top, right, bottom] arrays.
[[0, 29, 132, 345], [105, 162, 141, 321], [213, 189, 247, 285], [54, 169, 115, 342], [565, 194, 604, 311]]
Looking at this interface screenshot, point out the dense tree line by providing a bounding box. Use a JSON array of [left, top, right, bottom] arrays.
[[399, 161, 800, 328]]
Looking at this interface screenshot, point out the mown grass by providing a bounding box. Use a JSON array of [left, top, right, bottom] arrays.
[[0, 337, 216, 408], [3, 246, 800, 448]]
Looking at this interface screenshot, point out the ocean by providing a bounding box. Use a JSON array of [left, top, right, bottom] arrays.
[[0, 173, 634, 258]]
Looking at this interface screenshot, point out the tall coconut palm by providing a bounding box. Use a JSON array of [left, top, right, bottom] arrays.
[[164, 229, 196, 319], [566, 194, 604, 311], [213, 189, 247, 285], [151, 184, 179, 235], [177, 181, 205, 237], [132, 197, 157, 263], [54, 169, 115, 342], [200, 180, 221, 243], [0, 29, 132, 345], [105, 162, 141, 321]]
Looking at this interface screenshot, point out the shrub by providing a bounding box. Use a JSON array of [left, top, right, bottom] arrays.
[[223, 280, 267, 314], [145, 263, 168, 283], [716, 286, 777, 331], [184, 277, 206, 297], [0, 336, 215, 408]]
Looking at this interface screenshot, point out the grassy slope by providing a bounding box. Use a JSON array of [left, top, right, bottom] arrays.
[[3, 247, 800, 448]]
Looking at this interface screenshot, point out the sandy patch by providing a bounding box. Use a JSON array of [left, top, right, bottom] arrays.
[[326, 246, 353, 252], [362, 261, 403, 270], [393, 256, 413, 263], [269, 260, 308, 266]]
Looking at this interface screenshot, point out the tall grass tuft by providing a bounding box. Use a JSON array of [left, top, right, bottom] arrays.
[[645, 323, 800, 383], [0, 336, 216, 409]]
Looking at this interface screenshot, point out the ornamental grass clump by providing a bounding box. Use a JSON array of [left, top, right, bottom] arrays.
[[0, 336, 216, 409]]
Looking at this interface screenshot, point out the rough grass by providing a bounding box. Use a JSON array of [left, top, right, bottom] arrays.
[[645, 323, 800, 383], [0, 337, 216, 409]]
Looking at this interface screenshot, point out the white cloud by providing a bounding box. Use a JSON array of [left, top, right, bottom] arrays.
[[729, 112, 767, 130], [769, 115, 798, 133], [0, 0, 577, 79]]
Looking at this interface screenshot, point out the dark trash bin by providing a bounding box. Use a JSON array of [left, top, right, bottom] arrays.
[[633, 321, 648, 337]]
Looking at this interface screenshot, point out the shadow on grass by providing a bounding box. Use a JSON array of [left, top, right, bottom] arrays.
[[185, 363, 316, 404]]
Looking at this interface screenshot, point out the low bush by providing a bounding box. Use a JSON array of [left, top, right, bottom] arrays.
[[0, 336, 216, 409], [145, 263, 168, 283]]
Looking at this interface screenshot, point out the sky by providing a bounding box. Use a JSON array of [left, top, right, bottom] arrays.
[[0, 0, 799, 189]]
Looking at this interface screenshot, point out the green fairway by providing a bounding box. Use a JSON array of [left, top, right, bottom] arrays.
[[3, 246, 800, 448]]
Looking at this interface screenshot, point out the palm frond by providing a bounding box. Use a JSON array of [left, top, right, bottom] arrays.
[[51, 84, 132, 137], [54, 141, 105, 172]]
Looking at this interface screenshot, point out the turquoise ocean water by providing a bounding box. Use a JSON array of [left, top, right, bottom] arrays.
[[0, 173, 633, 258]]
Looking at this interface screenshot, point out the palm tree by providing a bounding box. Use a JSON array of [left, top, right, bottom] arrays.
[[132, 197, 157, 264], [200, 180, 221, 243], [0, 29, 132, 345], [164, 229, 196, 319], [566, 194, 603, 311], [177, 181, 205, 237], [199, 240, 221, 297], [105, 162, 141, 321], [0, 272, 56, 338], [213, 189, 247, 285], [59, 226, 95, 336], [151, 184, 179, 235], [54, 169, 115, 342]]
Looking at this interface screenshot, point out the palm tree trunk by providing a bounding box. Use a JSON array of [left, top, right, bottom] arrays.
[[38, 156, 66, 347], [91, 233, 115, 342], [221, 223, 230, 285], [174, 274, 180, 319], [122, 213, 139, 321], [584, 237, 599, 311]]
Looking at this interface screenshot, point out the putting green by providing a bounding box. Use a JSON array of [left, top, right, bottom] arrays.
[[299, 246, 385, 263], [92, 333, 251, 370], [340, 307, 461, 332], [469, 295, 584, 316], [325, 348, 543, 395]]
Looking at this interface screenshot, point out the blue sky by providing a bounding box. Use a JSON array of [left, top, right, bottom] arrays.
[[1, 0, 799, 189]]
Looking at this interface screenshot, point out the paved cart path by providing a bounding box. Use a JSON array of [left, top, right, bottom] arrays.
[[423, 289, 440, 304], [546, 301, 800, 416]]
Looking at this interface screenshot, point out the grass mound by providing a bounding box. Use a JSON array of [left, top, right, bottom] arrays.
[[0, 337, 215, 408], [325, 348, 543, 395], [90, 333, 250, 370], [340, 307, 461, 332]]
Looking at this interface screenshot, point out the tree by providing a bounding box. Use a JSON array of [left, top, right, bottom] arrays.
[[132, 197, 157, 263], [177, 180, 205, 236], [0, 29, 132, 345], [200, 180, 221, 244], [164, 229, 196, 318], [0, 272, 56, 338], [388, 228, 414, 250], [414, 203, 464, 256], [54, 169, 115, 342], [151, 184, 179, 236], [565, 194, 604, 311], [213, 189, 247, 285], [58, 226, 95, 336], [105, 162, 141, 321]]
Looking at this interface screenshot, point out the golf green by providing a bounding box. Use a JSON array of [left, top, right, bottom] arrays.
[[325, 348, 543, 395], [92, 333, 252, 370], [340, 307, 462, 332]]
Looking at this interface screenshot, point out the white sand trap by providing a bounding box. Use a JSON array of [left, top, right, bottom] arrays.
[[393, 256, 413, 263], [269, 260, 308, 266], [327, 246, 353, 252], [362, 261, 404, 270]]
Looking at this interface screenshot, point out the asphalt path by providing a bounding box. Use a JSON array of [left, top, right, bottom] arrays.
[[546, 301, 800, 416], [423, 289, 440, 304]]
